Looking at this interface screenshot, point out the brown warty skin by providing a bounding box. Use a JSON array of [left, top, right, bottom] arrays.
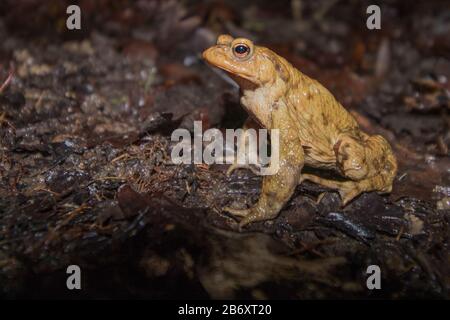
[[203, 35, 397, 229]]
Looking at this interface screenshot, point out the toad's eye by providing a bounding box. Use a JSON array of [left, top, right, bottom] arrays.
[[233, 44, 250, 58]]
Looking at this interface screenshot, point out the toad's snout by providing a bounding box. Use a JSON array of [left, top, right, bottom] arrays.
[[202, 47, 215, 63]]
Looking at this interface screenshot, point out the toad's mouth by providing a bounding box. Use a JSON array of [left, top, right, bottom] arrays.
[[203, 52, 259, 90], [215, 65, 253, 81], [225, 71, 258, 91], [206, 65, 257, 91]]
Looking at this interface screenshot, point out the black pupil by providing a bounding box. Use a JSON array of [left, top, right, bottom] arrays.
[[234, 45, 248, 55]]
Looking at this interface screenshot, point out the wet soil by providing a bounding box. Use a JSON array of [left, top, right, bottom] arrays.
[[0, 0, 448, 299]]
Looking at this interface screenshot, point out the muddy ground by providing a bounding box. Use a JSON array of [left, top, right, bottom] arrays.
[[0, 0, 449, 299]]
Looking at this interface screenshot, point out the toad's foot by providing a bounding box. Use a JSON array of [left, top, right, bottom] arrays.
[[223, 205, 277, 229], [216, 153, 261, 176], [223, 206, 251, 217], [226, 163, 262, 177], [300, 173, 361, 205], [301, 173, 393, 206], [339, 185, 362, 206]]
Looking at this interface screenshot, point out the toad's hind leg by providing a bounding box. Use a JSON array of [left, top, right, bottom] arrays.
[[301, 174, 390, 205], [302, 134, 397, 205]]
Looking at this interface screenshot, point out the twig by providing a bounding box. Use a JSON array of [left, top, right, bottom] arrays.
[[0, 69, 14, 95], [0, 112, 16, 130], [34, 91, 45, 109], [396, 225, 405, 241]]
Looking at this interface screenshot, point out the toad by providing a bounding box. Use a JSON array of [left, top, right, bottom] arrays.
[[203, 35, 397, 228]]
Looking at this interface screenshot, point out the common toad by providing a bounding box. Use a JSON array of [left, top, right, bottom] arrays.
[[203, 35, 397, 228]]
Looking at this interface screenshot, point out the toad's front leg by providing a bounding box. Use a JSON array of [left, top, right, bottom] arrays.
[[224, 123, 304, 229], [225, 117, 262, 176]]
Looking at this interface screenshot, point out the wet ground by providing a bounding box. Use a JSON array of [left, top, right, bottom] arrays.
[[0, 0, 449, 299]]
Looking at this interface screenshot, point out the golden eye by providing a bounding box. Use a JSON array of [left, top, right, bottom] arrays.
[[233, 44, 250, 58]]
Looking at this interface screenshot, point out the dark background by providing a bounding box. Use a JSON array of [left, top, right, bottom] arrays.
[[0, 0, 448, 299]]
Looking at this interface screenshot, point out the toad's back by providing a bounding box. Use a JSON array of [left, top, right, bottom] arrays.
[[286, 70, 361, 170]]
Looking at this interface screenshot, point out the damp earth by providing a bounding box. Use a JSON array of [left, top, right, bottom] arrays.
[[0, 0, 448, 299]]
